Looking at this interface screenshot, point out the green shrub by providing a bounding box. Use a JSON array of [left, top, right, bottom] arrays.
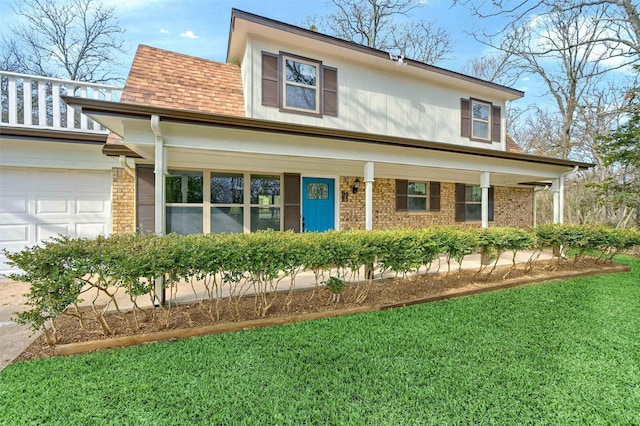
[[6, 225, 638, 339]]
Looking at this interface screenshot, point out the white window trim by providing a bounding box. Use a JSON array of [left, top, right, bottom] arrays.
[[471, 99, 491, 141], [167, 170, 283, 234], [407, 181, 430, 212], [282, 54, 320, 114]]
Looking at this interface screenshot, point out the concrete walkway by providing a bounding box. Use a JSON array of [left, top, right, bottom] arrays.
[[0, 250, 551, 371]]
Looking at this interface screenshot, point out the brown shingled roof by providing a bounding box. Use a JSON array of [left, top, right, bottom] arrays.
[[121, 45, 245, 117], [506, 134, 525, 153]]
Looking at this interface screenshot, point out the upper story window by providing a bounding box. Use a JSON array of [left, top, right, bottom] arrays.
[[262, 51, 338, 117], [472, 100, 491, 140], [461, 98, 501, 143], [284, 56, 319, 113]]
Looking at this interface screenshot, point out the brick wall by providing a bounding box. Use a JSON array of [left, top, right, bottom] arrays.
[[493, 186, 534, 228], [111, 167, 136, 234], [339, 177, 533, 230]]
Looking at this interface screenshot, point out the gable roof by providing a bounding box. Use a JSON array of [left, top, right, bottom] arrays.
[[506, 135, 525, 153], [121, 45, 245, 117], [228, 9, 524, 101]]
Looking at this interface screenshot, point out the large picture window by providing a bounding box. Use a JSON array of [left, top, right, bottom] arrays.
[[250, 174, 281, 232], [165, 170, 282, 235], [166, 170, 203, 235], [210, 172, 244, 234]]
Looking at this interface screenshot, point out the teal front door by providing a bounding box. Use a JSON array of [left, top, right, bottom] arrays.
[[302, 177, 335, 232]]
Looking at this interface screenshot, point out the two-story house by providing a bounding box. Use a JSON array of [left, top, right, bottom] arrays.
[[63, 9, 591, 239]]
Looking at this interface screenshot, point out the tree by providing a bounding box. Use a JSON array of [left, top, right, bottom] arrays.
[[454, 0, 640, 58], [0, 0, 125, 83], [597, 83, 640, 226], [308, 0, 453, 64]]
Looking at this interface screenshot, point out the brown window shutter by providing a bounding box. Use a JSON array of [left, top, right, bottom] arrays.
[[429, 181, 440, 212], [136, 165, 155, 234], [262, 52, 279, 107], [488, 186, 495, 221], [322, 66, 338, 116], [283, 173, 301, 232], [455, 183, 466, 222], [461, 99, 471, 138], [396, 179, 408, 211], [492, 105, 501, 142]]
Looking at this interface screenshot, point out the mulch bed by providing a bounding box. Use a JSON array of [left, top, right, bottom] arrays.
[[14, 258, 630, 362]]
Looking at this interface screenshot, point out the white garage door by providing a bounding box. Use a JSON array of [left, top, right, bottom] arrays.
[[0, 167, 112, 275]]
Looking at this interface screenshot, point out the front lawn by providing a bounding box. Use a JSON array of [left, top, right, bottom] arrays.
[[1, 256, 638, 425]]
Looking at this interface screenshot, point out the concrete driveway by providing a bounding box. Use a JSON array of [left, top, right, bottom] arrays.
[[0, 278, 41, 372]]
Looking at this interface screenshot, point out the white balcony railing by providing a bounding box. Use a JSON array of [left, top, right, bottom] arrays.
[[0, 71, 122, 134]]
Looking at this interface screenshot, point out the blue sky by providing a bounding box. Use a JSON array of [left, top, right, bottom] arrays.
[[1, 0, 501, 83], [106, 0, 486, 72]]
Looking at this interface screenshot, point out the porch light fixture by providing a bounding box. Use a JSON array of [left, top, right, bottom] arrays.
[[352, 178, 361, 194]]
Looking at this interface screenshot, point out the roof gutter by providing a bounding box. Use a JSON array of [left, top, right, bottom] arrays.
[[63, 96, 595, 171]]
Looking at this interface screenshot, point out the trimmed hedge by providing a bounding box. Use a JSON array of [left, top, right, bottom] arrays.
[[5, 225, 640, 341]]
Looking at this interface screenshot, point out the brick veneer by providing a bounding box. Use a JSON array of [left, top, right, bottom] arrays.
[[339, 177, 533, 230], [111, 167, 136, 234]]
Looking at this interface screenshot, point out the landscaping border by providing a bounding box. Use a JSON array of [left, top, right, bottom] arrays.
[[54, 263, 631, 357]]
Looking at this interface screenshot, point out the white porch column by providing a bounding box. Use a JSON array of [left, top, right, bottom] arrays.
[[558, 174, 565, 225], [151, 115, 166, 235], [551, 179, 560, 224], [364, 162, 374, 231], [151, 115, 166, 305], [480, 172, 490, 228]]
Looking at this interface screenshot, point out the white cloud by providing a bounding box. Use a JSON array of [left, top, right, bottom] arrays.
[[180, 30, 199, 39], [160, 28, 169, 34]]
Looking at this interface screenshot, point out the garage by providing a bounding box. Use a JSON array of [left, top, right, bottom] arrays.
[[0, 167, 112, 275]]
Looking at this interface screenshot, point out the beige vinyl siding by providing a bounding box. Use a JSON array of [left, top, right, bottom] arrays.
[[246, 36, 506, 151]]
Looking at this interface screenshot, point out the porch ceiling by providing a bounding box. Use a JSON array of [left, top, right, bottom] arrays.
[[134, 146, 554, 187]]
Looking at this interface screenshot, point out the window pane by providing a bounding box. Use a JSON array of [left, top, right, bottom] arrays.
[[472, 102, 490, 120], [286, 84, 317, 110], [251, 207, 280, 232], [250, 174, 281, 205], [166, 171, 203, 203], [211, 207, 243, 234], [285, 60, 316, 86], [166, 206, 203, 235], [307, 183, 328, 200], [472, 120, 489, 139], [211, 172, 244, 204], [408, 182, 427, 196], [408, 197, 427, 211], [465, 186, 482, 202], [465, 204, 481, 221]]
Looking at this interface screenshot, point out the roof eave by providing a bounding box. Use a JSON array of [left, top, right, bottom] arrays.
[[63, 96, 593, 170]]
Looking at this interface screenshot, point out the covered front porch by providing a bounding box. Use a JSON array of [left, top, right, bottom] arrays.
[[65, 98, 592, 236]]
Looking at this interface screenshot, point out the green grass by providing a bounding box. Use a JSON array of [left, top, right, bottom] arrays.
[[1, 256, 639, 425]]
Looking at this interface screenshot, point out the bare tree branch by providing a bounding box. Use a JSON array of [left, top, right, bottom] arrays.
[[1, 0, 126, 83], [307, 0, 454, 64]]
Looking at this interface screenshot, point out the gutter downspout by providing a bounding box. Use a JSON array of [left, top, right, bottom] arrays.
[[364, 162, 374, 231], [119, 155, 135, 178], [151, 115, 166, 305]]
